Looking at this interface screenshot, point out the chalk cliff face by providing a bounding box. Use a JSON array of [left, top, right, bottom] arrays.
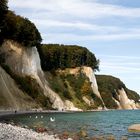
[[57, 67, 106, 109], [112, 88, 138, 109], [96, 75, 140, 110], [117, 88, 137, 109], [0, 66, 37, 110], [0, 40, 139, 110], [82, 67, 106, 109], [0, 40, 80, 111]]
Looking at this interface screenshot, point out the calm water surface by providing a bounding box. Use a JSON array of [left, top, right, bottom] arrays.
[[1, 110, 140, 139]]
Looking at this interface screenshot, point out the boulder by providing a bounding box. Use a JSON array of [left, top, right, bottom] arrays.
[[128, 124, 140, 132]]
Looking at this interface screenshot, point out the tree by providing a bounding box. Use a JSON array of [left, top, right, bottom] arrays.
[[15, 17, 42, 47], [0, 0, 8, 19], [1, 11, 42, 47], [38, 44, 99, 71], [0, 0, 8, 43]]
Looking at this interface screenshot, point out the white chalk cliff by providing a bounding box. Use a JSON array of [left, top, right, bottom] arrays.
[[59, 66, 106, 109], [112, 88, 138, 109], [82, 67, 106, 109], [0, 66, 37, 110], [0, 40, 139, 110], [0, 40, 80, 111], [117, 88, 137, 109]]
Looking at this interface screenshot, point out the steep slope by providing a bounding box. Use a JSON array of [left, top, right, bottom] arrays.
[[45, 67, 140, 110], [82, 67, 106, 109], [0, 40, 139, 110], [0, 66, 38, 110], [0, 40, 80, 111], [0, 1, 139, 111], [45, 67, 105, 110], [118, 88, 137, 109]]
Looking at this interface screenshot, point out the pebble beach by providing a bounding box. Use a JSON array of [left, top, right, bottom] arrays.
[[0, 123, 61, 140]]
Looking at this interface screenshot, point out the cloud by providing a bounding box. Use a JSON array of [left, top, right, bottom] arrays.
[[97, 55, 140, 61], [33, 19, 121, 32], [9, 0, 140, 18], [101, 65, 140, 72], [8, 0, 140, 93], [41, 32, 140, 44], [9, 0, 140, 43], [97, 55, 140, 75]]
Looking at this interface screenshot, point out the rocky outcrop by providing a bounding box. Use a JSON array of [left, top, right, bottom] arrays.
[[128, 124, 140, 132], [112, 88, 138, 109], [65, 100, 82, 111], [82, 67, 106, 109], [35, 62, 140, 110], [1, 41, 64, 110], [117, 88, 137, 109]]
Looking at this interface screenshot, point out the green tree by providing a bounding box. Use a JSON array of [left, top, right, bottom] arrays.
[[39, 44, 99, 71], [0, 0, 8, 43], [16, 17, 42, 47], [0, 0, 8, 19], [1, 11, 42, 47]]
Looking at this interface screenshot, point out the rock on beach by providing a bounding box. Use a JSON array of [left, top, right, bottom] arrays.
[[128, 124, 140, 132]]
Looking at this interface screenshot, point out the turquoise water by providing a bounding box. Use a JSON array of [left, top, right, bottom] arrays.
[[1, 110, 140, 139]]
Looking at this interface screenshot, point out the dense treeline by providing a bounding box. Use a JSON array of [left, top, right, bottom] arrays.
[[38, 44, 99, 71], [0, 0, 42, 46]]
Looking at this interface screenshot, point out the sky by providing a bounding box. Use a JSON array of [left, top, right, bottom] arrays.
[[9, 0, 140, 94]]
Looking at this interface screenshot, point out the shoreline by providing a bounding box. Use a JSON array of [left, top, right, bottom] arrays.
[[0, 109, 139, 117], [0, 110, 139, 139], [0, 109, 111, 118], [0, 110, 74, 140]]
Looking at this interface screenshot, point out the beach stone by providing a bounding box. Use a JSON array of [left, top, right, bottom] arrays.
[[79, 129, 88, 137], [62, 131, 69, 139], [121, 136, 128, 140], [91, 135, 104, 140], [72, 134, 80, 140], [67, 138, 73, 140], [58, 131, 70, 140], [0, 123, 60, 140], [128, 124, 140, 132], [35, 127, 47, 133], [106, 135, 116, 140], [92, 127, 99, 131]]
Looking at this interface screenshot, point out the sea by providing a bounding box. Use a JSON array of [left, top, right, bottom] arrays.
[[1, 110, 140, 140]]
